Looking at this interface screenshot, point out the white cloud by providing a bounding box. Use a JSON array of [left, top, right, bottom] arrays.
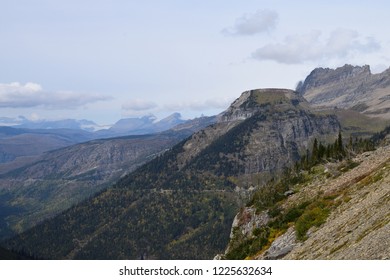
[[122, 98, 158, 111], [223, 9, 278, 36], [0, 82, 111, 108], [252, 29, 381, 64], [163, 98, 233, 112], [122, 97, 233, 116]]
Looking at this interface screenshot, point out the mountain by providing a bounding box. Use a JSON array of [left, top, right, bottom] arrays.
[[97, 113, 186, 137], [219, 129, 390, 260], [0, 114, 207, 167], [0, 126, 94, 165], [3, 88, 341, 259], [297, 64, 390, 119], [0, 116, 103, 132], [0, 116, 215, 240]]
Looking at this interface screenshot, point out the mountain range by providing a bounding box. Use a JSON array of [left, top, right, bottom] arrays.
[[1, 64, 389, 260], [0, 113, 194, 166]]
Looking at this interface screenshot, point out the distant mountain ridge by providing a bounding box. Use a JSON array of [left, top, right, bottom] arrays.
[[0, 113, 209, 166], [0, 112, 187, 135], [97, 113, 186, 137], [297, 64, 390, 119], [0, 126, 94, 164]]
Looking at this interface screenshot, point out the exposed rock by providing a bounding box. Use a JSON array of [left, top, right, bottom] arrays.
[[259, 226, 297, 260], [230, 207, 270, 239], [298, 64, 390, 119]]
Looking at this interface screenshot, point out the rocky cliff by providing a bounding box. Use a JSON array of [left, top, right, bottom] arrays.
[[297, 64, 390, 119]]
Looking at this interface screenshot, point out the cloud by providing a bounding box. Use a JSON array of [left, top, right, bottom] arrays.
[[163, 98, 233, 112], [251, 29, 380, 64], [122, 99, 158, 111], [0, 82, 111, 108], [121, 97, 234, 117], [223, 9, 278, 36]]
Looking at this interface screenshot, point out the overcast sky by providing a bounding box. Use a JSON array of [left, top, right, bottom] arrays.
[[1, 0, 390, 124]]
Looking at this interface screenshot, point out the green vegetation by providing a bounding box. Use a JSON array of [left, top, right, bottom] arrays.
[[334, 109, 388, 138], [295, 200, 331, 240], [225, 127, 390, 260], [253, 91, 289, 106]]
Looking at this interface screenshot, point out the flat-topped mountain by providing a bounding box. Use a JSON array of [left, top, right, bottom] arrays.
[[297, 64, 390, 119]]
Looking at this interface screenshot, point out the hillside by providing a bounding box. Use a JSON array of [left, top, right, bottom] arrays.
[[3, 88, 341, 259], [0, 127, 94, 165], [0, 115, 216, 241], [0, 130, 196, 240], [219, 133, 390, 260], [297, 64, 390, 119]]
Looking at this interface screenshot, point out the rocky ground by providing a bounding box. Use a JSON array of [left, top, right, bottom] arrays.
[[283, 145, 390, 259]]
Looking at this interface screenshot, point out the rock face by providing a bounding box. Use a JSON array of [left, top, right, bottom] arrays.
[[230, 207, 270, 239], [297, 64, 390, 119], [261, 226, 297, 260], [180, 89, 340, 178]]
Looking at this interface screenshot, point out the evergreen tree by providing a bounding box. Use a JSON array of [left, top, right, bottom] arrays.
[[311, 138, 319, 164]]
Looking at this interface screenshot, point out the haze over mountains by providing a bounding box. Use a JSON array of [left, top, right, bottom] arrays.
[[0, 112, 187, 134], [0, 113, 193, 167], [1, 65, 390, 260]]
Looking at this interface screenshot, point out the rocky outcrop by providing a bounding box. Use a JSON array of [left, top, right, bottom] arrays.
[[297, 64, 390, 119], [260, 226, 297, 260], [230, 207, 270, 239]]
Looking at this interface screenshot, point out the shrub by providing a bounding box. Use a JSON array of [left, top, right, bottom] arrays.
[[295, 205, 330, 240]]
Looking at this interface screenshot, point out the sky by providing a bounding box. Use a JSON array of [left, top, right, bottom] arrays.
[[1, 0, 390, 125]]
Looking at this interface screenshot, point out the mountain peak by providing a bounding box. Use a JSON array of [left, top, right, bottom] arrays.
[[297, 64, 390, 119], [159, 112, 182, 123], [219, 88, 305, 122], [298, 64, 372, 95]]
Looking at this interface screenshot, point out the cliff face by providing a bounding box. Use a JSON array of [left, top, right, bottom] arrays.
[[298, 64, 390, 119], [5, 88, 341, 260]]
